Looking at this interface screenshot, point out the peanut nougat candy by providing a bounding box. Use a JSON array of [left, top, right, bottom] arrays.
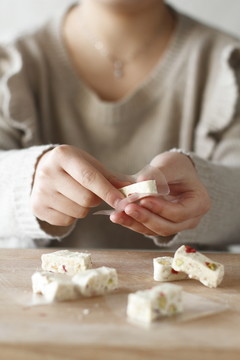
[[119, 180, 158, 197], [172, 245, 224, 288], [72, 266, 118, 296], [41, 250, 92, 275], [127, 283, 183, 323], [153, 256, 188, 281], [32, 271, 78, 302]]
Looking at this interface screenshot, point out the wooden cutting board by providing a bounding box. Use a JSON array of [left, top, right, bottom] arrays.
[[0, 249, 240, 360]]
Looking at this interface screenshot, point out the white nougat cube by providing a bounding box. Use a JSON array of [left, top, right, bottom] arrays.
[[32, 271, 78, 302], [41, 250, 92, 275], [127, 283, 183, 323], [72, 266, 118, 296], [153, 256, 188, 281], [172, 245, 224, 288], [119, 180, 157, 197]]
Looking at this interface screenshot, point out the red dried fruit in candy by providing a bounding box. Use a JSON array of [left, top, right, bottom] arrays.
[[185, 245, 196, 253], [62, 265, 67, 272]]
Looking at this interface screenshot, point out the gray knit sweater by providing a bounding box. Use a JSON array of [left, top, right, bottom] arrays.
[[1, 4, 240, 249]]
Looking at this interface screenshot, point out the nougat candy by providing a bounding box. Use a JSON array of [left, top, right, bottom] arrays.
[[153, 256, 188, 281], [41, 250, 92, 275], [172, 245, 224, 288], [119, 180, 157, 197], [72, 266, 118, 296], [32, 271, 78, 302], [127, 283, 183, 323]]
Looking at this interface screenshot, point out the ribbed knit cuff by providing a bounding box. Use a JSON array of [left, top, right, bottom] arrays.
[[12, 145, 65, 245], [144, 234, 177, 247]]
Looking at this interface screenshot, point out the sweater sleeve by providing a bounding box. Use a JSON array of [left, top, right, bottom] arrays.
[[166, 46, 240, 250], [0, 43, 74, 248], [152, 137, 240, 250], [0, 146, 54, 248], [173, 152, 240, 249]]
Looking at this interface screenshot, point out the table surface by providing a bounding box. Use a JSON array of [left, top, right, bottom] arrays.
[[0, 249, 239, 360]]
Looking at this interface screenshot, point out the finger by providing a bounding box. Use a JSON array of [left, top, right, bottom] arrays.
[[56, 169, 101, 208], [134, 164, 169, 195], [139, 194, 210, 223], [58, 149, 124, 209], [33, 191, 89, 222], [36, 207, 77, 227], [123, 203, 202, 237], [110, 211, 158, 236]]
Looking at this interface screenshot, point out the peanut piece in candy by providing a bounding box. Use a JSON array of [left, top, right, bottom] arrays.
[[153, 256, 188, 281]]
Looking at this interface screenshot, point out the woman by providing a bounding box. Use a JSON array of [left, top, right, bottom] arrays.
[[0, 0, 239, 250]]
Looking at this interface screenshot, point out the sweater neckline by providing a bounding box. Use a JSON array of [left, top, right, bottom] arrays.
[[47, 3, 194, 123]]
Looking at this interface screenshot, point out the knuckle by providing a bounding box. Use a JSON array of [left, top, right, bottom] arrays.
[[59, 216, 75, 227], [49, 144, 71, 166], [65, 203, 90, 220], [90, 196, 102, 207], [103, 189, 116, 207], [79, 192, 97, 208], [35, 160, 54, 184], [36, 162, 51, 181], [52, 144, 69, 158], [80, 168, 97, 187], [76, 207, 89, 219], [32, 204, 48, 222]]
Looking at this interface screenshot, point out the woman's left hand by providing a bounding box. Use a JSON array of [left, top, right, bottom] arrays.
[[110, 151, 211, 237]]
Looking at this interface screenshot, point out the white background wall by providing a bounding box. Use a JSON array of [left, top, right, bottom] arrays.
[[0, 0, 240, 41]]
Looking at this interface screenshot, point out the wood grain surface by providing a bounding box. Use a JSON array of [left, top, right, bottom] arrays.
[[0, 249, 239, 360]]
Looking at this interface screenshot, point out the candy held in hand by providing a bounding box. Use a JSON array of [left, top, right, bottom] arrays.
[[41, 250, 92, 275], [172, 245, 224, 288], [94, 166, 169, 215], [115, 179, 161, 212], [95, 179, 160, 214], [119, 180, 158, 197], [153, 256, 188, 281], [127, 283, 183, 323]]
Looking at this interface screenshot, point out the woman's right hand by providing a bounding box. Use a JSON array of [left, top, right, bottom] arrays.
[[30, 145, 124, 227]]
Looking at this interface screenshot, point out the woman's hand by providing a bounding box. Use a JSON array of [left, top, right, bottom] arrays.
[[31, 145, 124, 227], [110, 151, 211, 237]]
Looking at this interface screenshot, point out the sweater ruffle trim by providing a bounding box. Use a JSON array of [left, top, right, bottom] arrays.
[[195, 45, 240, 158]]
